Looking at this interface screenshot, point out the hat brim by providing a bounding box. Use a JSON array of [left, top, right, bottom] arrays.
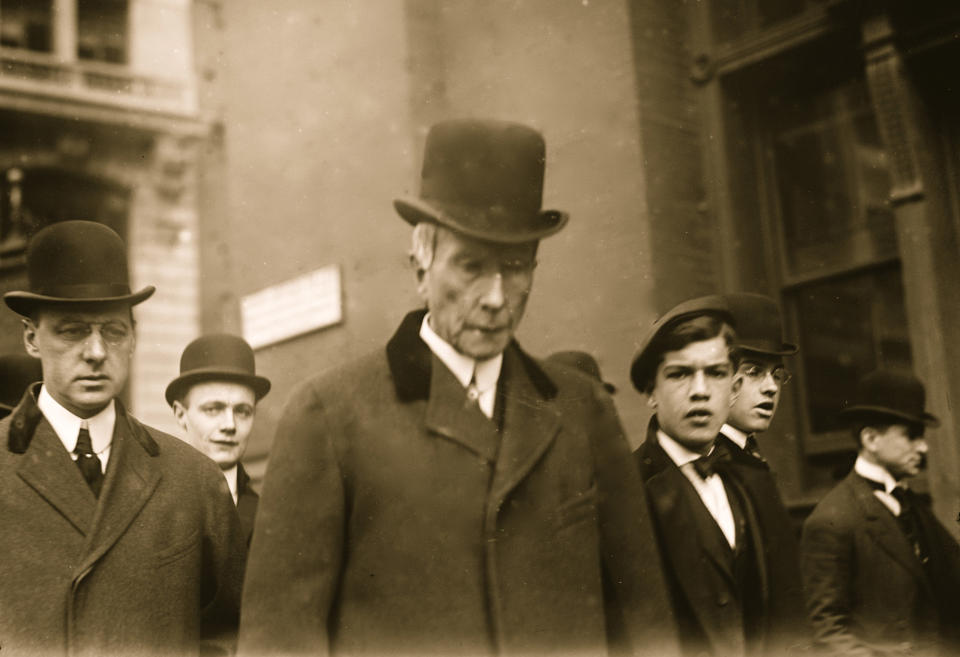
[[394, 197, 568, 244], [4, 286, 156, 317], [165, 368, 272, 406], [738, 342, 799, 357], [837, 405, 940, 429]]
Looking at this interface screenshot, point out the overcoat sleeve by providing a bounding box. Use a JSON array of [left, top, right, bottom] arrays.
[[237, 382, 345, 657], [800, 512, 875, 657], [590, 389, 681, 657]]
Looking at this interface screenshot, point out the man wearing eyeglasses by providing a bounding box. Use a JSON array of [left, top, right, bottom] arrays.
[[0, 221, 244, 656]]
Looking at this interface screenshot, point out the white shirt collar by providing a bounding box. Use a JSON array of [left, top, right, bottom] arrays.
[[222, 464, 239, 505], [419, 314, 502, 394], [854, 455, 899, 493], [37, 385, 115, 456], [657, 429, 712, 468], [720, 423, 749, 449]]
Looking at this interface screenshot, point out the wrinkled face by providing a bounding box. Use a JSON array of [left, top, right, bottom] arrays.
[[649, 335, 734, 453], [864, 423, 928, 480], [24, 305, 135, 418], [173, 381, 256, 470], [418, 227, 538, 360], [729, 355, 786, 433]]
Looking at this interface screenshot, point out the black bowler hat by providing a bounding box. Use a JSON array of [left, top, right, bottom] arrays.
[[394, 119, 568, 244], [4, 221, 155, 317], [165, 334, 271, 406], [547, 351, 617, 394], [0, 354, 43, 417], [630, 295, 735, 393], [724, 293, 798, 357], [838, 369, 939, 428]]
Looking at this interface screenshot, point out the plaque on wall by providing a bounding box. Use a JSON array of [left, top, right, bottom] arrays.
[[241, 265, 342, 349]]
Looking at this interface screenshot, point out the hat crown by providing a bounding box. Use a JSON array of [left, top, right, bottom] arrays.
[[853, 370, 926, 417], [420, 119, 545, 216], [547, 350, 603, 382], [724, 292, 797, 355], [28, 221, 132, 297], [180, 334, 258, 377]]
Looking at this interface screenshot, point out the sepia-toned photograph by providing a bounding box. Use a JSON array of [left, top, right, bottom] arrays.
[[1, 1, 959, 655]]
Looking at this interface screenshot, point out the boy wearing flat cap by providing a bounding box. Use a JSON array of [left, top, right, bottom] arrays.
[[0, 221, 245, 657], [801, 370, 960, 656], [631, 295, 807, 657], [239, 119, 678, 657], [167, 333, 271, 544]]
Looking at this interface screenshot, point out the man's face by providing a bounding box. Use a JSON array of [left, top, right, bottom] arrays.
[[418, 227, 537, 360], [24, 305, 134, 418], [650, 335, 734, 453], [173, 381, 256, 470], [729, 354, 786, 433], [865, 423, 928, 480]]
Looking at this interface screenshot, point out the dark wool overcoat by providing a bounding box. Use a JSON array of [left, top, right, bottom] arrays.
[[0, 386, 246, 657], [238, 309, 679, 657], [635, 422, 808, 657], [801, 471, 960, 657]]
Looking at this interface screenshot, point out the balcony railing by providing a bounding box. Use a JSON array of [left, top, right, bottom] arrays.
[[0, 47, 197, 116]]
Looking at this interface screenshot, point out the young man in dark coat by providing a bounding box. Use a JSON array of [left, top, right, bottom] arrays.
[[167, 333, 271, 545], [631, 295, 808, 657], [238, 119, 679, 657], [801, 369, 960, 656], [0, 221, 245, 657]]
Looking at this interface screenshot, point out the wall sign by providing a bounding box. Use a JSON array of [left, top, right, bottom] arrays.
[[241, 265, 342, 349]]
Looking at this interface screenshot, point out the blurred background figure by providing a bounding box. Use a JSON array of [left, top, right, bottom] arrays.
[[546, 350, 617, 394], [167, 333, 271, 545], [0, 353, 42, 419]]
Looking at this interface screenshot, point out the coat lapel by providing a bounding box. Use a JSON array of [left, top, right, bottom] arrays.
[[76, 409, 161, 576], [487, 346, 560, 518], [424, 354, 501, 462], [17, 417, 98, 535]]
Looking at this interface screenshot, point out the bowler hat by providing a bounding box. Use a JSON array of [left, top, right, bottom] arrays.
[[724, 293, 797, 356], [630, 295, 735, 393], [838, 369, 939, 428], [547, 350, 617, 394], [4, 221, 154, 317], [0, 354, 42, 416], [165, 334, 271, 406], [394, 119, 568, 244]]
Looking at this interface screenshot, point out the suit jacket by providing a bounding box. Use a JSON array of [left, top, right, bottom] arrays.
[[236, 463, 259, 545], [238, 309, 679, 657], [635, 422, 808, 657], [801, 471, 960, 657], [0, 386, 246, 657]]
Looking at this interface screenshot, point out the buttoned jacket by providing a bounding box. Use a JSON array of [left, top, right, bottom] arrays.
[[238, 309, 678, 657], [0, 386, 246, 657]]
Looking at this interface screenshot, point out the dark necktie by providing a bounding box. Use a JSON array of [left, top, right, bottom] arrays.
[[889, 485, 930, 566], [692, 449, 729, 480], [74, 424, 104, 497], [744, 435, 764, 462]]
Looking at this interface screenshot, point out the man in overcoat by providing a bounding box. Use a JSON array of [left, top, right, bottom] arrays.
[[167, 333, 271, 544], [238, 119, 679, 657], [801, 369, 960, 656], [631, 296, 808, 657], [0, 221, 245, 657]]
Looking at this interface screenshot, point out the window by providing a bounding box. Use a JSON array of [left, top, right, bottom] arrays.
[[0, 0, 53, 52], [77, 0, 127, 64]]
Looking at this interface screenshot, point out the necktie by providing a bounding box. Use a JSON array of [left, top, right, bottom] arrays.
[[692, 449, 729, 480], [744, 435, 764, 462], [74, 424, 104, 497], [891, 486, 930, 566]]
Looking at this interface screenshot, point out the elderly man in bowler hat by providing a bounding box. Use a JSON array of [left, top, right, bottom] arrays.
[[631, 295, 808, 657], [167, 334, 270, 544], [0, 221, 245, 656], [238, 119, 678, 657], [801, 370, 960, 656], [0, 353, 43, 420]]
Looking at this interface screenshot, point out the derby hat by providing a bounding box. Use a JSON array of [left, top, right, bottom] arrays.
[[165, 334, 271, 406], [547, 350, 617, 394], [4, 220, 154, 316], [0, 354, 42, 415], [724, 292, 797, 356], [394, 118, 568, 244], [838, 369, 939, 428], [630, 295, 735, 393]]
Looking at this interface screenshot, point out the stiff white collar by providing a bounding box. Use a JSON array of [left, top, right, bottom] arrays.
[[38, 385, 115, 461], [720, 423, 749, 449], [658, 429, 712, 467], [419, 314, 502, 396], [854, 455, 899, 493]]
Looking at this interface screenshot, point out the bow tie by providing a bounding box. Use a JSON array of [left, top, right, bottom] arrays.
[[692, 449, 729, 480]]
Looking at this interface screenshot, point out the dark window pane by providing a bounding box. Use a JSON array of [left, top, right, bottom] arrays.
[[0, 0, 53, 52], [757, 0, 806, 28], [794, 265, 912, 434], [77, 0, 127, 64]]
